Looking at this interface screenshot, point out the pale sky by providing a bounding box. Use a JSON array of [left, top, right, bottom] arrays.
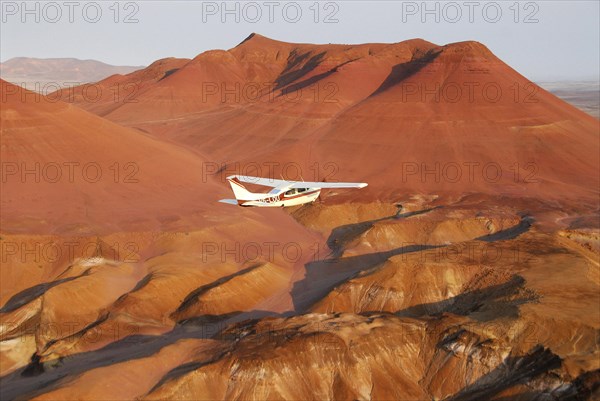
[[1, 1, 599, 81]]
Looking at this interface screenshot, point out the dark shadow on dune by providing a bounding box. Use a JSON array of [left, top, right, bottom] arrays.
[[159, 68, 179, 81], [291, 206, 445, 312], [444, 345, 561, 401], [278, 50, 314, 75], [274, 51, 327, 90], [172, 263, 263, 319], [178, 309, 277, 329], [235, 32, 257, 47], [476, 216, 533, 242], [552, 369, 600, 401], [113, 272, 155, 306], [146, 349, 231, 395], [393, 274, 538, 322], [398, 206, 444, 219], [38, 313, 112, 360], [291, 244, 441, 312], [279, 59, 357, 97], [491, 372, 600, 401], [0, 269, 91, 314], [147, 312, 281, 396], [0, 309, 277, 401], [327, 206, 442, 258], [370, 49, 442, 97]]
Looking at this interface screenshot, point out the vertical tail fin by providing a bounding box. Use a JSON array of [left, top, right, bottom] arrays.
[[227, 176, 255, 200]]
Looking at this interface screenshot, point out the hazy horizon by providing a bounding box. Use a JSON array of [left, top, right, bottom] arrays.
[[3, 52, 600, 84]]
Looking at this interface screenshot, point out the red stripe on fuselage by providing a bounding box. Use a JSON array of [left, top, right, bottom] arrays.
[[228, 177, 246, 189]]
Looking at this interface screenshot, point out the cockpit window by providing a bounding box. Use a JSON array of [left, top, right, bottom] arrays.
[[284, 189, 297, 196]]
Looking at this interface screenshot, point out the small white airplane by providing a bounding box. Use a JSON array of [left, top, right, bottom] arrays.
[[219, 175, 368, 207]]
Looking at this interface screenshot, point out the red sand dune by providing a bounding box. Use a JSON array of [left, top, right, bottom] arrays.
[[53, 57, 189, 117], [55, 34, 599, 208], [1, 79, 226, 235]]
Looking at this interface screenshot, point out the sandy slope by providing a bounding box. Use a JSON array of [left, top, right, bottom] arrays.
[[1, 35, 599, 400], [1, 79, 226, 235], [53, 34, 599, 208]]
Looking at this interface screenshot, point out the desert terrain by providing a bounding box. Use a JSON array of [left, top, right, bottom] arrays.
[[0, 57, 143, 92], [1, 34, 599, 400], [538, 81, 600, 119]]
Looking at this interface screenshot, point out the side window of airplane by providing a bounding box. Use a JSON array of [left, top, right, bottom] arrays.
[[285, 189, 297, 196], [297, 188, 307, 193]]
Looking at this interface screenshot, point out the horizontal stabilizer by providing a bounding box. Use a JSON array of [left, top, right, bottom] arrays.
[[219, 199, 239, 205]]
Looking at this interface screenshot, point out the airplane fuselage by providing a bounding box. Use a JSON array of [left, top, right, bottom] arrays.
[[240, 188, 321, 207]]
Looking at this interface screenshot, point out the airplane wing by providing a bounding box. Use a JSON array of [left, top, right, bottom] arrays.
[[227, 175, 289, 188], [227, 175, 367, 190], [289, 181, 368, 189]]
